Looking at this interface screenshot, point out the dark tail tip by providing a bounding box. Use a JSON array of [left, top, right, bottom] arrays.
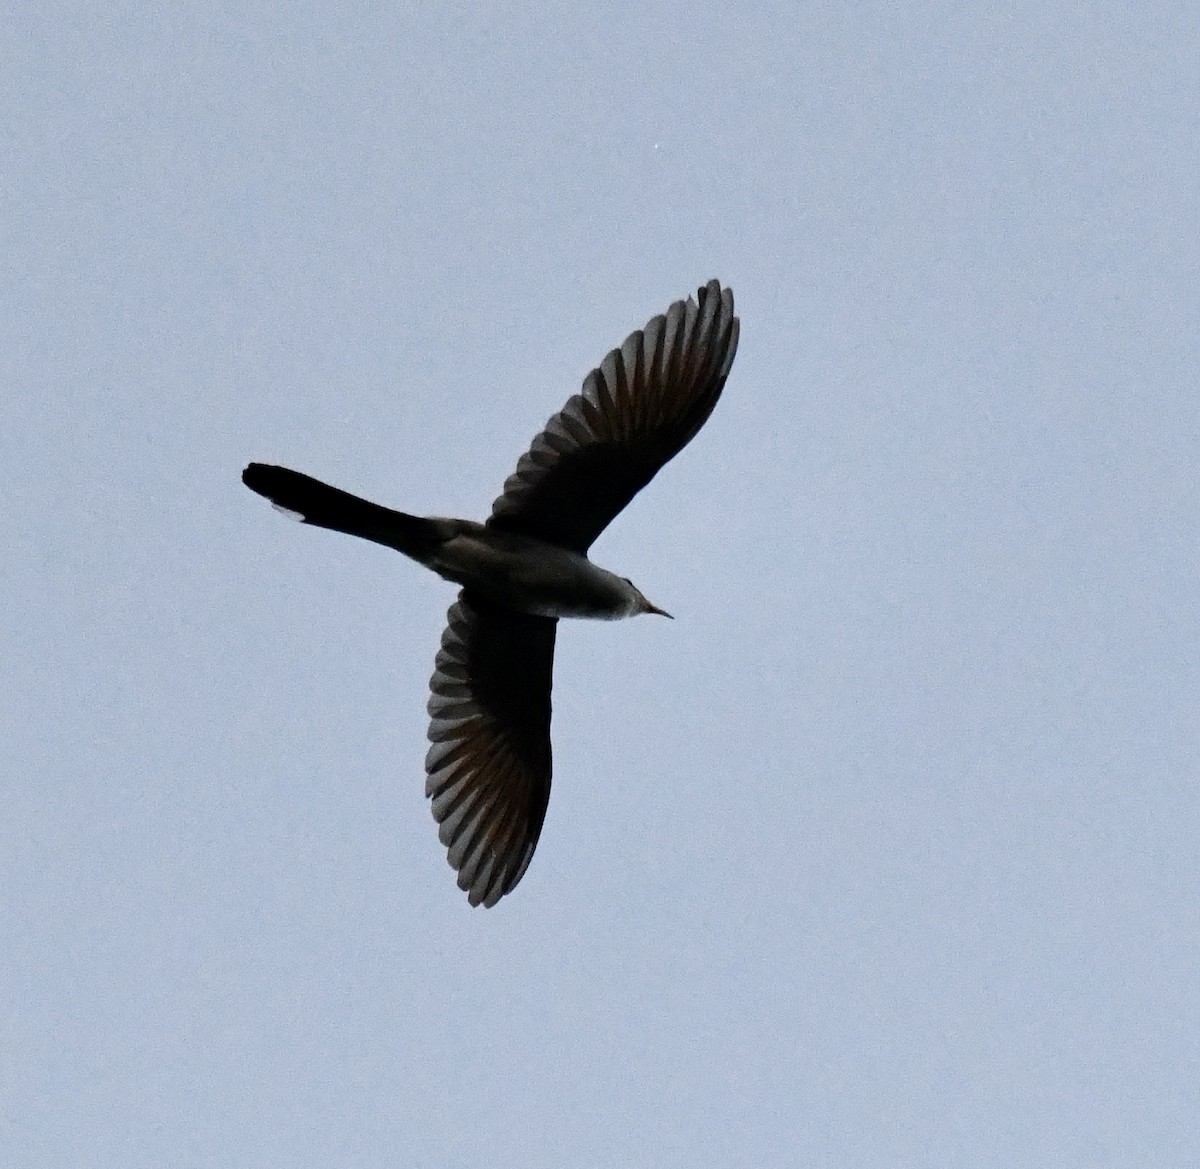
[[242, 462, 276, 497]]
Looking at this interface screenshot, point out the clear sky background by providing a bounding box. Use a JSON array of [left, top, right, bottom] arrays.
[[5, 4, 1199, 1166]]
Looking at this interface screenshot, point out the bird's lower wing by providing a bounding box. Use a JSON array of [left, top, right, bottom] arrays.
[[425, 591, 557, 907]]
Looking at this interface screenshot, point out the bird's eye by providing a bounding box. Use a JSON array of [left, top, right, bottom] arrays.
[[622, 577, 633, 586]]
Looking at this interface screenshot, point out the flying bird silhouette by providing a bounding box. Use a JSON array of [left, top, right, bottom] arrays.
[[243, 280, 739, 906]]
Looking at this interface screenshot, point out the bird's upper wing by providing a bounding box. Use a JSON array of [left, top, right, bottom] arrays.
[[487, 280, 739, 553], [425, 591, 557, 907]]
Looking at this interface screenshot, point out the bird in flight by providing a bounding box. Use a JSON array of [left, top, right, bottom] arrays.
[[243, 280, 739, 906]]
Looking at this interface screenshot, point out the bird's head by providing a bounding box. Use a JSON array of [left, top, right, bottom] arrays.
[[622, 578, 673, 619]]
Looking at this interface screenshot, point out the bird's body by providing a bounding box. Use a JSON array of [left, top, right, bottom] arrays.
[[249, 469, 663, 619], [424, 524, 659, 620], [243, 280, 739, 906]]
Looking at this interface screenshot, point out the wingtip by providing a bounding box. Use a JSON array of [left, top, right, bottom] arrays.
[[701, 279, 736, 321]]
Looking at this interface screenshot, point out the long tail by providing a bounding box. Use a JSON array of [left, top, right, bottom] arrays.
[[242, 463, 444, 558]]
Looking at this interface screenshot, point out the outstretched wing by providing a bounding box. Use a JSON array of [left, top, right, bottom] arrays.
[[425, 592, 557, 907], [487, 280, 739, 553]]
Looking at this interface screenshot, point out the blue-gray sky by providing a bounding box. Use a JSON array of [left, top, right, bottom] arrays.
[[5, 4, 1199, 1165]]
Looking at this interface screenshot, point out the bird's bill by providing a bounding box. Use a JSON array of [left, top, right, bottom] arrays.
[[644, 600, 673, 619]]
